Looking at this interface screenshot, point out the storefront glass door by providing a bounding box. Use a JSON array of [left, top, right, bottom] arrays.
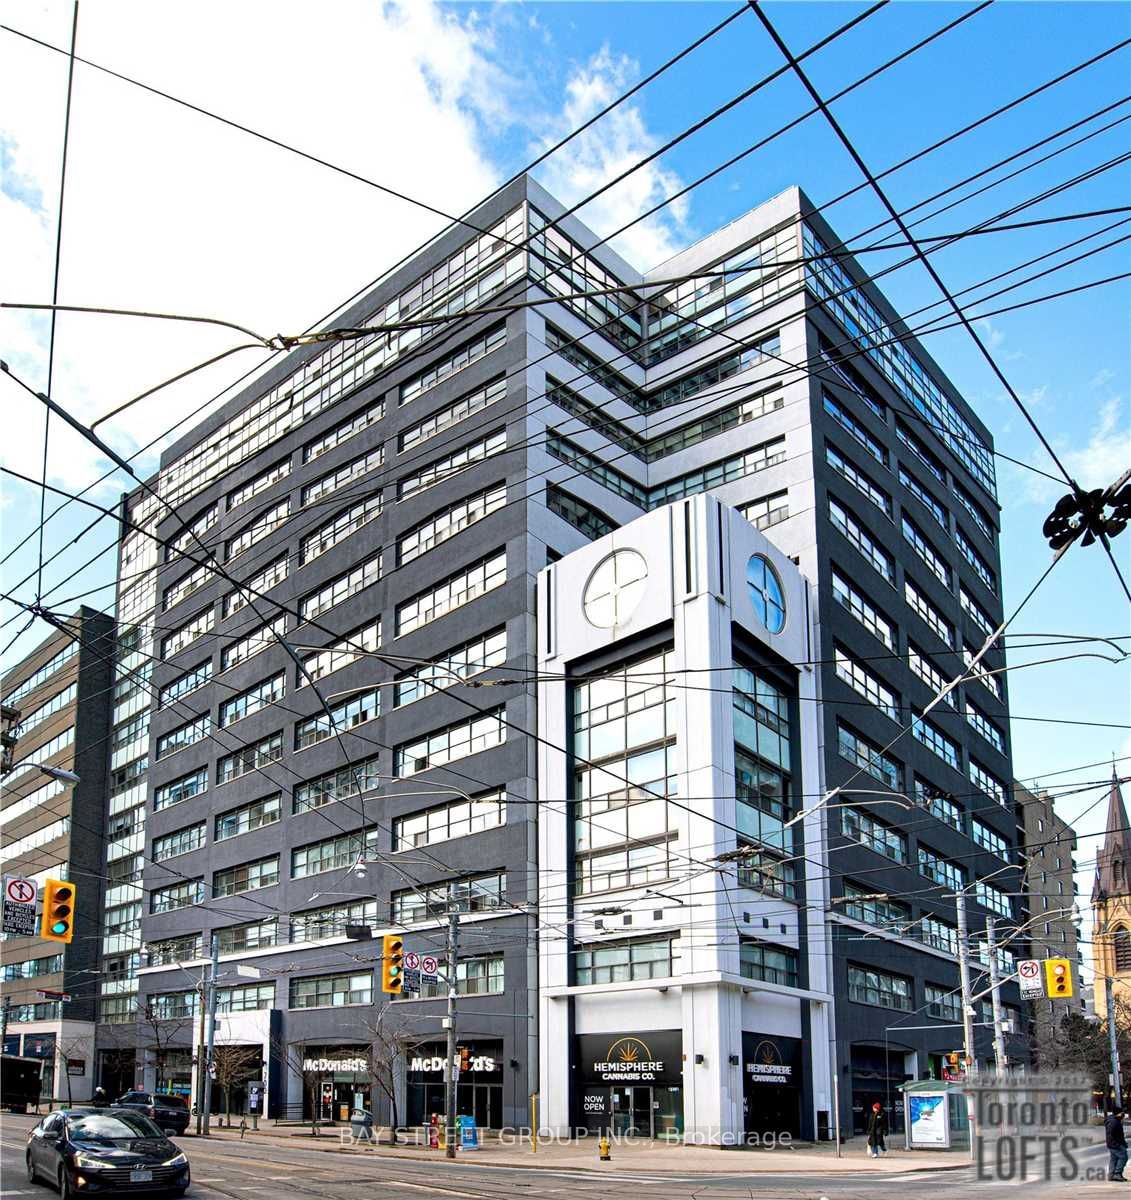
[[611, 1086, 652, 1136]]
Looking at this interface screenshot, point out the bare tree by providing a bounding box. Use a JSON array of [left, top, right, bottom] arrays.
[[96, 1022, 139, 1098], [55, 1035, 92, 1107], [210, 1043, 262, 1127], [136, 1002, 194, 1093], [356, 1004, 427, 1144]]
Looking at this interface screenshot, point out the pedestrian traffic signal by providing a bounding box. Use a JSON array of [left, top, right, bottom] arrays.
[[381, 934, 404, 994], [459, 1046, 470, 1073], [40, 879, 75, 944], [1044, 957, 1073, 998]]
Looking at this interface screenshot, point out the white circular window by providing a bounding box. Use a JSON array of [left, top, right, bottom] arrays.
[[583, 550, 649, 629], [747, 553, 786, 634]]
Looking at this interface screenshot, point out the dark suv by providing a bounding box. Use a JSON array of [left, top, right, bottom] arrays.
[[114, 1092, 191, 1136]]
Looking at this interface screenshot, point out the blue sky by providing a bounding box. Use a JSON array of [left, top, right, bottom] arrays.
[[2, 1, 1129, 964]]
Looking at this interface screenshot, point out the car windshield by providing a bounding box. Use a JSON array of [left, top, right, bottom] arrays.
[[68, 1113, 165, 1142]]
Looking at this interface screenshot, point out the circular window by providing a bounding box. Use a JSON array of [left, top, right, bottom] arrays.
[[583, 550, 649, 629], [747, 554, 786, 634]]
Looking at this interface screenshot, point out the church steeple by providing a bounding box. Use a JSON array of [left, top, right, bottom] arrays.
[[1093, 770, 1131, 903]]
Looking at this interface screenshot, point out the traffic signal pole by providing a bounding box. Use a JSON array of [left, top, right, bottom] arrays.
[[985, 918, 1008, 1069], [444, 909, 459, 1160], [201, 933, 219, 1136], [1108, 979, 1124, 1109]]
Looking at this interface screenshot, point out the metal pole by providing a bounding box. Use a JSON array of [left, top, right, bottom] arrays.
[[202, 933, 219, 1136], [955, 890, 977, 1159], [194, 970, 207, 1136], [1, 995, 10, 1042], [444, 909, 459, 1160], [830, 1041, 841, 1157], [986, 917, 1008, 1070], [1108, 978, 1124, 1110]]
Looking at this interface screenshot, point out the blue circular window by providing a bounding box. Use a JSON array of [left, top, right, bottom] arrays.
[[747, 554, 786, 634]]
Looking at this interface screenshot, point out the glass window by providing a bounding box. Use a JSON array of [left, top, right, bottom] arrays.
[[399, 376, 507, 453], [972, 818, 1008, 859], [545, 434, 647, 507], [299, 553, 383, 622], [926, 984, 961, 1022], [155, 714, 211, 760], [154, 767, 207, 811], [907, 643, 950, 698], [218, 672, 285, 728], [902, 517, 951, 588], [739, 941, 799, 987], [400, 324, 506, 405], [216, 919, 278, 955], [291, 900, 377, 944], [960, 586, 995, 637], [970, 759, 1007, 807], [975, 879, 1012, 917], [918, 845, 966, 890], [740, 489, 790, 532], [215, 794, 281, 841], [836, 722, 902, 791], [394, 629, 506, 708], [966, 700, 1005, 753], [289, 972, 373, 1009], [399, 484, 507, 565], [912, 713, 960, 769], [227, 458, 291, 512], [841, 806, 908, 863], [834, 645, 898, 720], [914, 778, 964, 832], [953, 481, 995, 542], [158, 661, 212, 709], [847, 964, 912, 1011], [921, 915, 958, 954], [545, 484, 617, 541], [295, 687, 380, 750], [832, 570, 894, 648], [746, 555, 786, 633], [3, 641, 79, 707], [823, 393, 887, 465], [303, 402, 384, 463], [829, 498, 894, 583], [151, 823, 205, 862], [827, 444, 891, 516], [299, 494, 383, 565], [418, 954, 504, 998], [301, 447, 383, 508], [217, 732, 283, 784], [394, 708, 506, 777], [147, 991, 199, 1020], [300, 617, 381, 686], [395, 551, 506, 636], [391, 872, 505, 924], [899, 466, 948, 529], [293, 756, 382, 814], [398, 429, 508, 500], [214, 856, 279, 897], [291, 830, 379, 879], [226, 499, 290, 562], [647, 437, 786, 507], [904, 580, 953, 647], [147, 936, 202, 967], [215, 982, 275, 1013], [955, 528, 997, 594], [896, 421, 946, 482], [393, 791, 505, 851], [575, 936, 676, 985], [841, 882, 910, 928], [161, 608, 215, 660], [150, 880, 204, 914], [222, 555, 289, 619], [221, 614, 287, 672]]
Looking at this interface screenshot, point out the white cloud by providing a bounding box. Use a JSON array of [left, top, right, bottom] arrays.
[[531, 46, 692, 270], [1062, 395, 1131, 491], [1, 0, 507, 500]]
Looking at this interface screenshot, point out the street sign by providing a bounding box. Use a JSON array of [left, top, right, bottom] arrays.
[[2, 875, 37, 936], [1017, 959, 1044, 1000], [404, 951, 420, 970], [403, 967, 421, 993], [421, 955, 439, 978]]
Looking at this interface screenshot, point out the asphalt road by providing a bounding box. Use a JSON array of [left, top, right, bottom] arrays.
[[0, 1116, 1120, 1199]]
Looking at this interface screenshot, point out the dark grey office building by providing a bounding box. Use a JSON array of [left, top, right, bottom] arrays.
[[97, 174, 1021, 1135]]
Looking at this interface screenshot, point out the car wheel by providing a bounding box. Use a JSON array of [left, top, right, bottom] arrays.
[[26, 1153, 38, 1184], [58, 1166, 73, 1200]]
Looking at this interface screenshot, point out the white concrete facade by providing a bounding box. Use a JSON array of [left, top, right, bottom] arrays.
[[536, 493, 832, 1142]]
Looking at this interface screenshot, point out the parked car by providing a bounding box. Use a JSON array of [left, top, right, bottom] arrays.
[[26, 1107, 190, 1197], [113, 1093, 191, 1136]]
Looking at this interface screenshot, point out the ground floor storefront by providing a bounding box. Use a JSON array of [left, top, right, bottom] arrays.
[[742, 1033, 802, 1139], [404, 1040, 505, 1129]]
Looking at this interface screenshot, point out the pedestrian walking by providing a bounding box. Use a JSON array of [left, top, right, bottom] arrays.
[[90, 1088, 109, 1109], [866, 1101, 887, 1158], [1106, 1108, 1128, 1181]]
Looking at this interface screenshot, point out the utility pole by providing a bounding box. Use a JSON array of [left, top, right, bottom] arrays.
[[194, 962, 208, 1137], [956, 891, 976, 1074], [444, 909, 459, 1160], [985, 917, 1008, 1071], [1108, 978, 1124, 1110], [201, 933, 219, 1137], [1, 995, 10, 1043]]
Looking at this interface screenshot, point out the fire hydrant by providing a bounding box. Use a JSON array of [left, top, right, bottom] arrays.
[[598, 1134, 611, 1161]]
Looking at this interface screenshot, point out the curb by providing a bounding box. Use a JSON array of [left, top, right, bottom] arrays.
[[194, 1130, 973, 1175]]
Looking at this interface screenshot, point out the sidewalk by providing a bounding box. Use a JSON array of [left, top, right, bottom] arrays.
[[201, 1122, 975, 1174]]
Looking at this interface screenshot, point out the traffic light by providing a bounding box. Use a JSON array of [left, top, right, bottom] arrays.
[[459, 1046, 471, 1073], [40, 879, 75, 943], [946, 1052, 960, 1068], [1044, 957, 1073, 998], [381, 934, 404, 994]]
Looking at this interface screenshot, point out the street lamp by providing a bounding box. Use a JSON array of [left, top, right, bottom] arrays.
[[30, 764, 80, 784], [781, 789, 918, 831]]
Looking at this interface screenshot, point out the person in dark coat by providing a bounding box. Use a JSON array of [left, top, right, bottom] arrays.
[[866, 1101, 888, 1157], [90, 1088, 109, 1108], [1106, 1108, 1128, 1181]]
